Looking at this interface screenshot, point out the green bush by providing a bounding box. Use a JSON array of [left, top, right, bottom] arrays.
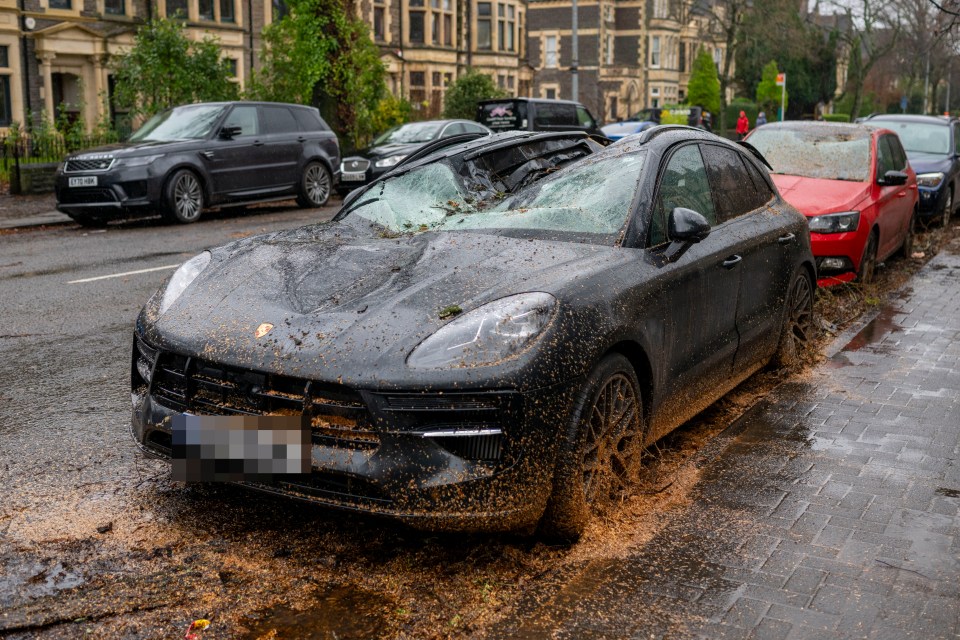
[[822, 113, 850, 122]]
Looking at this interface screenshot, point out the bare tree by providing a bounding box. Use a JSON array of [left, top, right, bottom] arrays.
[[823, 0, 902, 119], [696, 0, 753, 133]]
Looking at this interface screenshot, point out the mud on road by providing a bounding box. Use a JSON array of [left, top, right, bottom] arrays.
[[1, 222, 955, 640]]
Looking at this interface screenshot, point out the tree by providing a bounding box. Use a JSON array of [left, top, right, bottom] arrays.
[[111, 17, 238, 118], [755, 60, 788, 118], [249, 0, 387, 150], [687, 48, 722, 115], [442, 69, 506, 119], [698, 0, 753, 133]]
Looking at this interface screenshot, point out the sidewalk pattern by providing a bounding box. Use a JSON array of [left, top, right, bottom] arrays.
[[500, 244, 960, 639]]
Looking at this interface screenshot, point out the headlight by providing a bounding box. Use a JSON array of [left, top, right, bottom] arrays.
[[916, 172, 945, 188], [160, 252, 211, 314], [407, 292, 557, 369], [117, 154, 162, 168], [374, 155, 407, 168], [808, 211, 860, 234]]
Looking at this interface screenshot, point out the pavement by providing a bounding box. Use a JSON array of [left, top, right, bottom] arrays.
[[498, 238, 960, 639], [0, 193, 70, 229]]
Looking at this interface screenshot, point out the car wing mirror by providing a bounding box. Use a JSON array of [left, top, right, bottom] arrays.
[[878, 170, 908, 186], [663, 207, 711, 263], [218, 125, 242, 140]]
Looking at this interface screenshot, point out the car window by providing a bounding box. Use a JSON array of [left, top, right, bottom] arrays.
[[292, 107, 327, 132], [651, 144, 716, 246], [887, 135, 908, 170], [223, 105, 259, 137], [263, 106, 299, 135], [444, 123, 468, 136], [877, 135, 898, 177], [747, 126, 871, 182], [742, 159, 776, 209], [535, 103, 577, 127], [954, 123, 960, 155], [871, 120, 949, 155], [128, 104, 227, 141], [701, 144, 766, 222], [465, 123, 489, 134], [576, 106, 595, 128]]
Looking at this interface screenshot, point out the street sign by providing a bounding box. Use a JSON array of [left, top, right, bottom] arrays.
[[776, 73, 786, 87]]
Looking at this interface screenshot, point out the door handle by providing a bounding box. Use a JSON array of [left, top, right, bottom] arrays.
[[253, 139, 264, 146], [722, 255, 742, 268], [297, 136, 307, 143], [777, 233, 795, 244]]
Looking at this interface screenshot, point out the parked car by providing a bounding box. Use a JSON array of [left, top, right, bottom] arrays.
[[476, 98, 603, 136], [600, 120, 656, 141], [746, 121, 918, 286], [865, 113, 959, 227], [131, 127, 815, 541], [55, 101, 341, 226], [337, 119, 491, 196]]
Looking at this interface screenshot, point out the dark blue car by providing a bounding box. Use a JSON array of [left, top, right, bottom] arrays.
[[867, 114, 959, 227]]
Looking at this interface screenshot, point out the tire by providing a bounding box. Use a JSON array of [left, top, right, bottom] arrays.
[[857, 231, 878, 284], [941, 187, 954, 228], [297, 161, 332, 208], [539, 354, 646, 543], [162, 170, 204, 224], [68, 213, 108, 228], [897, 209, 918, 259], [771, 269, 815, 369]]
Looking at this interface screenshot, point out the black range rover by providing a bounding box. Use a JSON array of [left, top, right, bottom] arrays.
[[55, 101, 341, 226]]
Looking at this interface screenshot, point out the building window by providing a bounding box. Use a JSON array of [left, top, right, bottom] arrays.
[[225, 58, 238, 77], [477, 2, 492, 50], [220, 0, 235, 22], [409, 71, 426, 109], [0, 75, 9, 127], [608, 95, 618, 121], [507, 75, 514, 90], [409, 0, 425, 44], [650, 36, 660, 68], [544, 35, 557, 68], [679, 41, 686, 72], [0, 46, 8, 68], [654, 0, 667, 18], [104, 0, 125, 15], [497, 4, 515, 51], [199, 0, 214, 20], [49, 0, 72, 8], [544, 86, 557, 99], [374, 6, 386, 40], [651, 86, 659, 108], [167, 0, 188, 17]]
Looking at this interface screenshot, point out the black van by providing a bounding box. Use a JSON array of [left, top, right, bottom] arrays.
[[476, 98, 603, 136]]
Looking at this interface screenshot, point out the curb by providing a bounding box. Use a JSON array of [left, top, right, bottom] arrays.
[[0, 211, 73, 230]]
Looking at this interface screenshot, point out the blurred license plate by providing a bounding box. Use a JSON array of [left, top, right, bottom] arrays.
[[170, 414, 310, 482], [341, 171, 366, 181], [68, 176, 97, 187]]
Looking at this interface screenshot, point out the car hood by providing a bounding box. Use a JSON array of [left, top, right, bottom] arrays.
[[147, 222, 624, 386], [771, 175, 871, 216], [66, 139, 198, 159], [903, 151, 953, 175]]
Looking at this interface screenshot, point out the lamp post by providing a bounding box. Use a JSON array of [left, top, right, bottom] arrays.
[[571, 0, 578, 101]]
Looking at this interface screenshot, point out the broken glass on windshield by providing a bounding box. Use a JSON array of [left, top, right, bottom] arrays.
[[748, 127, 871, 182]]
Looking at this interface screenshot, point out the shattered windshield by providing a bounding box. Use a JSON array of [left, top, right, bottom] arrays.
[[869, 120, 949, 155], [128, 105, 227, 142], [373, 122, 444, 145], [747, 127, 871, 182], [342, 150, 645, 239]]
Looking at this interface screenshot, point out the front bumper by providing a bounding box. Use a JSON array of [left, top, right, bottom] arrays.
[[131, 336, 577, 531], [337, 157, 391, 194], [918, 185, 947, 218], [55, 165, 161, 217]]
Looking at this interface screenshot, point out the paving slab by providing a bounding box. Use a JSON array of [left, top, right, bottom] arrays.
[[496, 239, 960, 639]]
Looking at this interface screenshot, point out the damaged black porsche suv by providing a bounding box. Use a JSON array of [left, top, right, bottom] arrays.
[[132, 127, 816, 540]]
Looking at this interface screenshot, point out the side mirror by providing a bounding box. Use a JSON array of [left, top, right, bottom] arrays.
[[879, 170, 908, 186], [669, 207, 711, 243], [218, 125, 243, 140]]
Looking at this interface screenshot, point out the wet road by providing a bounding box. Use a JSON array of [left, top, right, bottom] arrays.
[[1, 207, 957, 639]]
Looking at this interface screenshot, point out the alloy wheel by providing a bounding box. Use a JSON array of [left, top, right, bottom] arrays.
[[305, 164, 331, 206], [943, 189, 953, 228], [581, 373, 641, 506], [174, 174, 202, 222], [782, 275, 814, 360]]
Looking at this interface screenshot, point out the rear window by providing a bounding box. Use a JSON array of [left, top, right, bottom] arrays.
[[534, 102, 577, 127], [479, 101, 527, 131], [292, 107, 327, 132]]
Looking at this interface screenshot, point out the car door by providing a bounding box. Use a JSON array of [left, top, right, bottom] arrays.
[[700, 142, 793, 372], [259, 105, 303, 191], [644, 143, 742, 428], [205, 104, 271, 197], [875, 134, 914, 258]]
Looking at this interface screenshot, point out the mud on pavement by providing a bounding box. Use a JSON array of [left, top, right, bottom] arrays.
[[0, 222, 955, 640]]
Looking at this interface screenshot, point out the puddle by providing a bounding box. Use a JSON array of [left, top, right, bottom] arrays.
[[238, 583, 394, 639], [836, 305, 903, 353]]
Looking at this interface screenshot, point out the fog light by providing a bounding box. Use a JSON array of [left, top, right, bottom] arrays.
[[820, 257, 847, 270]]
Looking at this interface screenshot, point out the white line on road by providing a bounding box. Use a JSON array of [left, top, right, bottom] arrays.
[[67, 264, 180, 284]]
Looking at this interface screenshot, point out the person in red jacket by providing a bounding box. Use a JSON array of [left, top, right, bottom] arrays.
[[736, 110, 750, 140]]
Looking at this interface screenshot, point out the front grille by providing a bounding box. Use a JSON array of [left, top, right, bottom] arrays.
[[58, 188, 119, 205], [341, 158, 371, 172], [65, 158, 115, 172], [151, 352, 375, 448]]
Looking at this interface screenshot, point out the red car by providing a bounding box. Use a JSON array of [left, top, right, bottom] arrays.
[[746, 122, 918, 286]]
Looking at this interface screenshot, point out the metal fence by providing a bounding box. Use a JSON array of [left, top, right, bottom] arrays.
[[1, 132, 121, 191]]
